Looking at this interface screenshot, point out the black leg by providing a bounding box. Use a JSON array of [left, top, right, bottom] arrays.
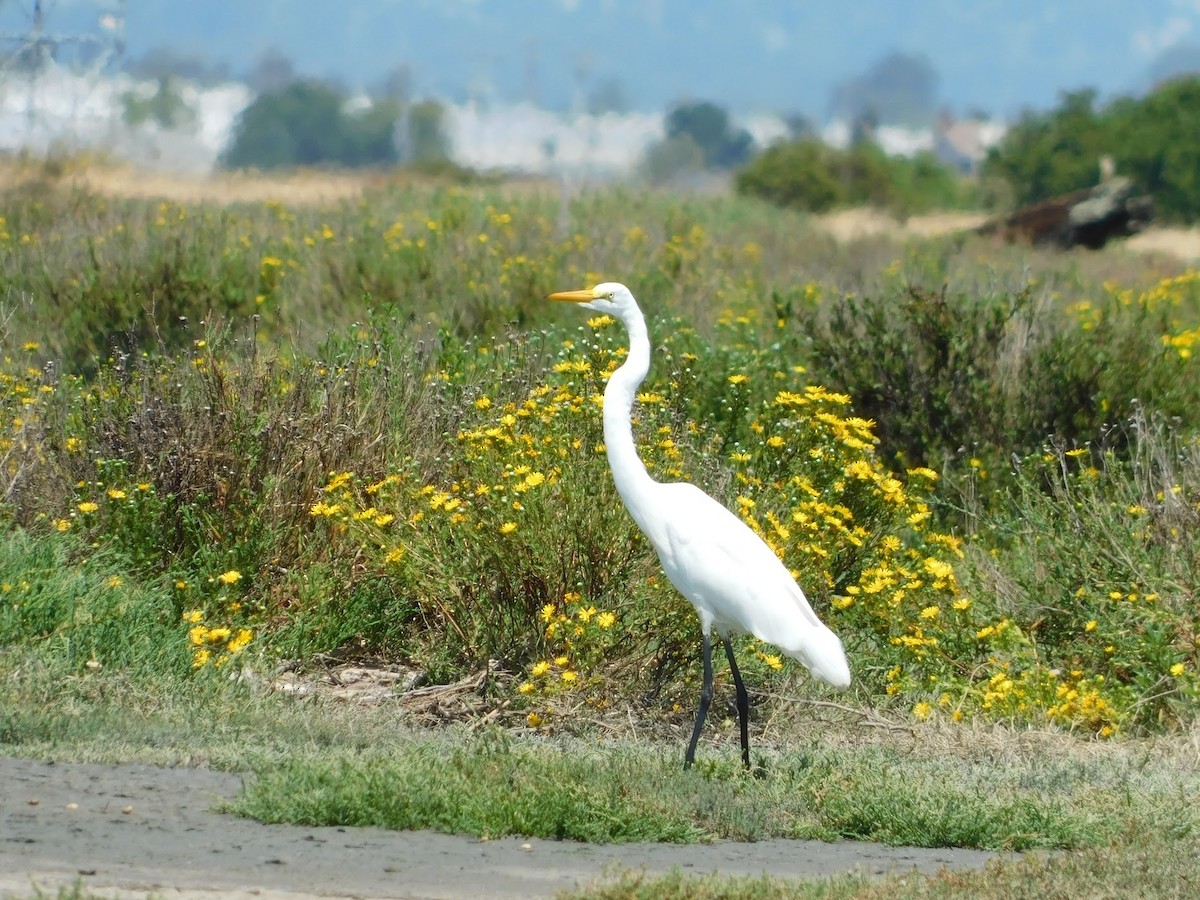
[[722, 637, 751, 770], [684, 631, 714, 769]]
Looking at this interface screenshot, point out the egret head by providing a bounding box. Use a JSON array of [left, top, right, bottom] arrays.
[[547, 282, 637, 317]]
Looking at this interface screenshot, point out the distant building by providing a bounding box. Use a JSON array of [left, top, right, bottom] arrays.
[[935, 114, 1007, 174]]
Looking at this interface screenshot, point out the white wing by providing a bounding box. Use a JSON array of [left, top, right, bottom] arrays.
[[641, 481, 850, 687]]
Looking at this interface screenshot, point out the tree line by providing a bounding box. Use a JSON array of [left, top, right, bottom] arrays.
[[207, 69, 1200, 223]]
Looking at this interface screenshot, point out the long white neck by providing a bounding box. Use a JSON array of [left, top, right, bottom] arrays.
[[604, 308, 659, 525]]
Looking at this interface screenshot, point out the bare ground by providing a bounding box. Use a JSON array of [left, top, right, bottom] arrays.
[[0, 756, 999, 900], [816, 207, 1200, 261]]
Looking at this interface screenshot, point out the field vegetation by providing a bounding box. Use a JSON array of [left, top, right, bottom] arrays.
[[1, 158, 1198, 896]]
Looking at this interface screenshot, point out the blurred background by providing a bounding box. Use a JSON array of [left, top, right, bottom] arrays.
[[0, 0, 1197, 219]]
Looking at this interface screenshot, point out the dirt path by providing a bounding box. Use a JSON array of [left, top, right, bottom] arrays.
[[0, 757, 999, 899]]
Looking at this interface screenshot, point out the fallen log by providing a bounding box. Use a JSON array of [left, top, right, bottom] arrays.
[[978, 176, 1154, 249]]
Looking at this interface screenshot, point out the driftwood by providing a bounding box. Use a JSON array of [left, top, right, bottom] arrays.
[[978, 176, 1154, 249]]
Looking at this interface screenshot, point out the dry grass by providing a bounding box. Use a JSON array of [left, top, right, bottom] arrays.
[[3, 153, 1197, 263], [0, 155, 485, 207]]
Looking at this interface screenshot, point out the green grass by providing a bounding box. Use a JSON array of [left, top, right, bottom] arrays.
[[16, 883, 127, 900], [565, 833, 1200, 900], [227, 733, 1187, 851]]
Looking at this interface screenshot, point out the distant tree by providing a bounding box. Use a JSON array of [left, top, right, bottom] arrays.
[[983, 89, 1118, 206], [983, 78, 1200, 220], [736, 138, 970, 216], [828, 51, 940, 127], [850, 107, 880, 147], [664, 100, 754, 169], [222, 79, 399, 170], [640, 133, 705, 185], [122, 75, 197, 130], [783, 112, 817, 140], [1106, 77, 1200, 220], [247, 48, 297, 95], [344, 98, 404, 166], [375, 64, 413, 104], [394, 99, 451, 163]]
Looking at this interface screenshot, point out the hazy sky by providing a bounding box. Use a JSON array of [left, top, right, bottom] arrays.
[[8, 1, 1200, 117]]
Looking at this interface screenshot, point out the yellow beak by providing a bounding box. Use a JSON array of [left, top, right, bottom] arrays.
[[546, 289, 596, 303]]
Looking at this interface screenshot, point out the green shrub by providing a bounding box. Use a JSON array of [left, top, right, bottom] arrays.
[[984, 77, 1200, 221], [792, 272, 1200, 473], [734, 141, 844, 212], [222, 80, 404, 170], [961, 415, 1200, 732], [736, 140, 973, 216]]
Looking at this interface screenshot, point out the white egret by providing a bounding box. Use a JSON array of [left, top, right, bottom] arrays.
[[547, 282, 851, 769]]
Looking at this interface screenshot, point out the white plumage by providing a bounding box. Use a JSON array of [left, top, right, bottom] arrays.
[[548, 282, 850, 768]]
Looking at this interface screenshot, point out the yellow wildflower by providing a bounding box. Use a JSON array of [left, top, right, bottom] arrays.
[[227, 628, 253, 655]]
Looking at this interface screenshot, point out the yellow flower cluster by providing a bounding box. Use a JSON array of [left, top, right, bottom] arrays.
[[184, 608, 253, 669], [519, 592, 620, 727]]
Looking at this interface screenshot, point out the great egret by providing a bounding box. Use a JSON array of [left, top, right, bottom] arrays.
[[548, 282, 851, 769]]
